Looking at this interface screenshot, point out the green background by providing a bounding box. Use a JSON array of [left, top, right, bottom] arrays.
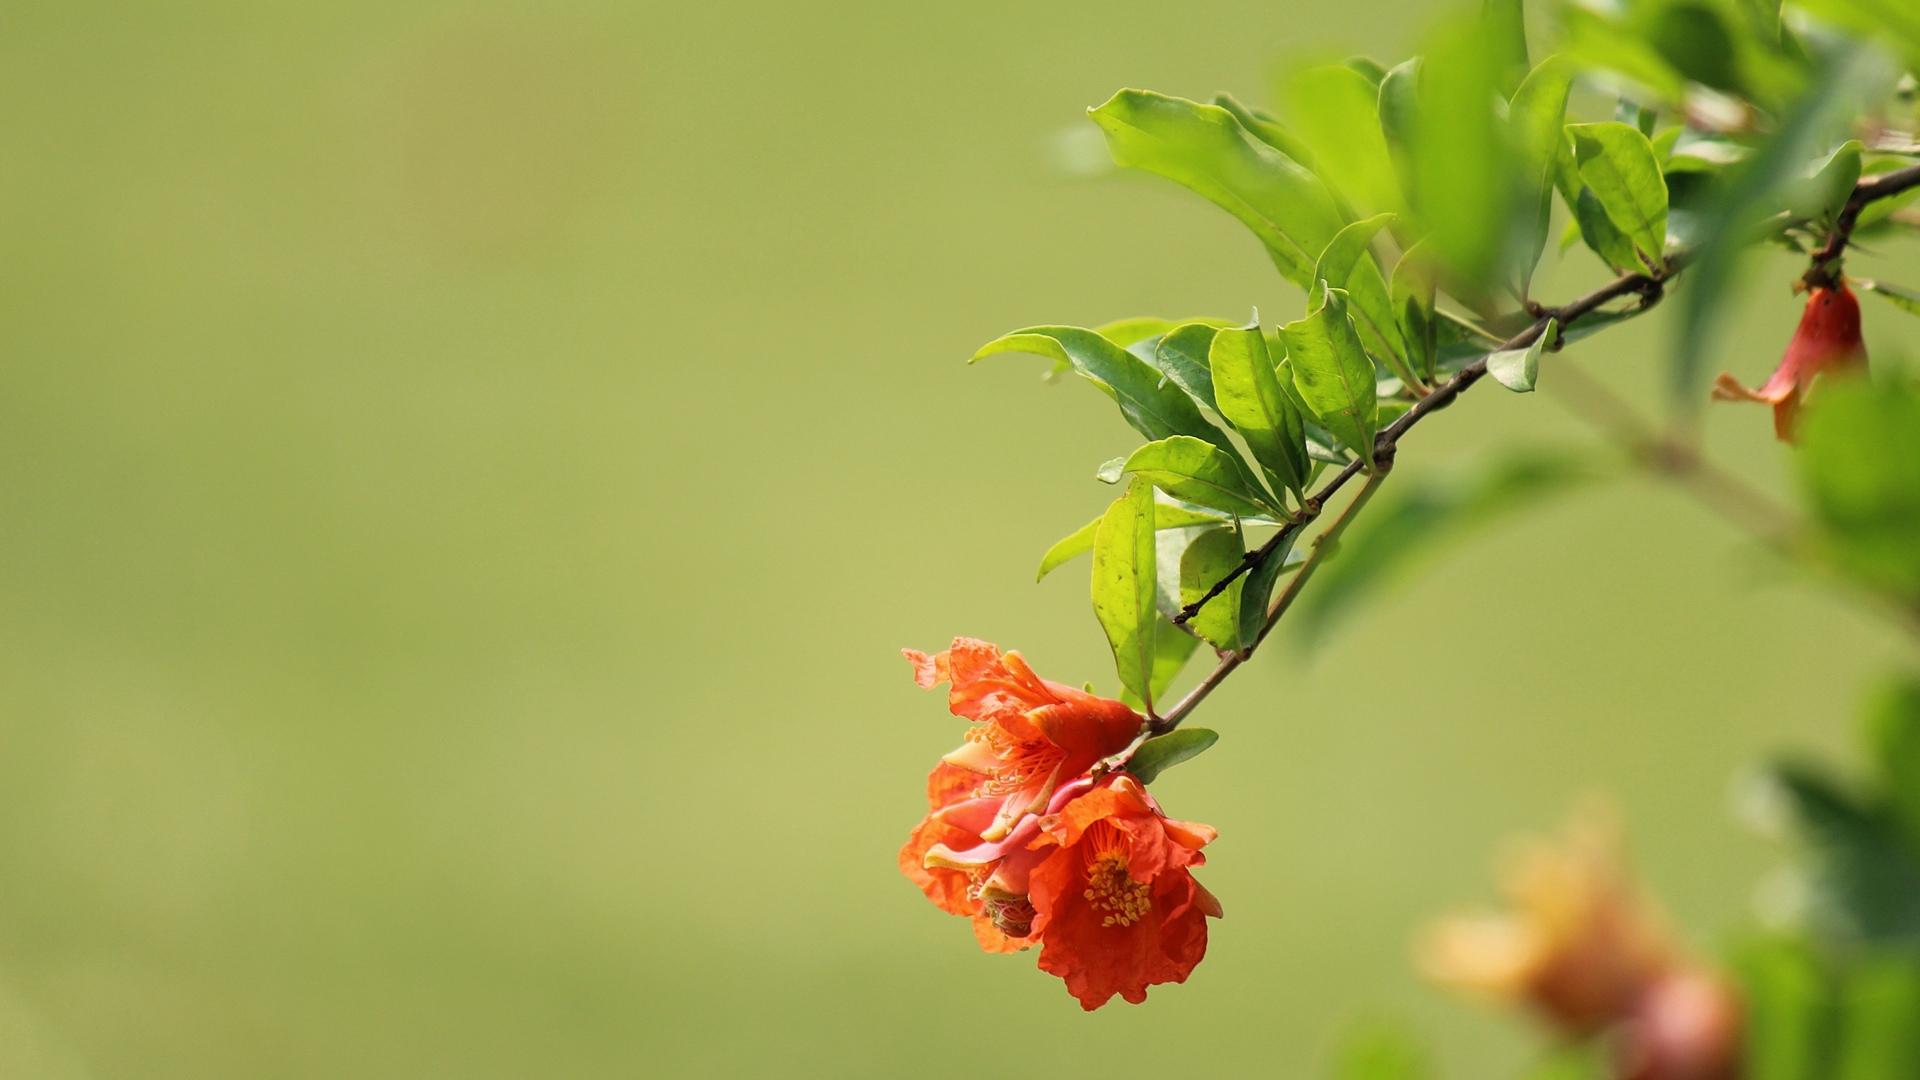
[[1, 1, 1913, 1076]]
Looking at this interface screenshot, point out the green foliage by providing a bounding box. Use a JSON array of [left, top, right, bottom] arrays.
[[1857, 279, 1920, 316], [1763, 759, 1920, 945], [1176, 526, 1245, 652], [1037, 500, 1233, 582], [1674, 47, 1884, 401], [1508, 57, 1576, 293], [1278, 65, 1402, 220], [1799, 379, 1920, 604], [1237, 535, 1299, 651], [1282, 289, 1379, 462], [1210, 323, 1311, 499], [1124, 728, 1220, 784], [973, 326, 1233, 452], [1089, 89, 1345, 288], [1486, 319, 1558, 393], [1123, 436, 1282, 518], [1569, 122, 1671, 272], [1155, 321, 1226, 412], [1092, 477, 1159, 707], [1867, 675, 1920, 846], [1311, 214, 1416, 387]]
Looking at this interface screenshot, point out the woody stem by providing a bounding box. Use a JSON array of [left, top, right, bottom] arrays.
[[1806, 162, 1920, 286], [1153, 471, 1385, 733]]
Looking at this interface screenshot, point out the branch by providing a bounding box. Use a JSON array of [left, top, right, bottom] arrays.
[[1153, 470, 1386, 733], [1151, 269, 1672, 733], [1147, 163, 1920, 735], [1806, 162, 1920, 285]]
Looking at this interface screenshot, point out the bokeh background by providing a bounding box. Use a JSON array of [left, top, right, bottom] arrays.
[[2, 1, 1916, 1076]]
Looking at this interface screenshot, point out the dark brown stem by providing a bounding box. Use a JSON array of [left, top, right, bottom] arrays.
[[1805, 162, 1920, 287], [1154, 471, 1386, 733]]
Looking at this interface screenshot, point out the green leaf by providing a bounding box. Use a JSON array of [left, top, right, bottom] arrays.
[[1767, 760, 1920, 944], [1835, 951, 1920, 1079], [974, 326, 1232, 452], [1557, 4, 1689, 105], [1237, 533, 1299, 651], [1481, 0, 1529, 97], [1390, 241, 1438, 384], [1376, 58, 1420, 165], [1089, 90, 1346, 288], [1571, 186, 1648, 273], [1092, 477, 1158, 710], [1799, 379, 1920, 604], [1405, 19, 1518, 296], [1509, 57, 1576, 292], [1868, 675, 1920, 847], [1486, 319, 1557, 393], [1857, 279, 1920, 317], [1125, 616, 1200, 711], [1123, 728, 1219, 784], [1210, 323, 1310, 498], [1791, 0, 1920, 75], [1733, 938, 1836, 1080], [1282, 289, 1379, 461], [1122, 436, 1279, 518], [1036, 501, 1232, 582], [1292, 451, 1602, 640], [1783, 141, 1864, 224], [1177, 526, 1243, 652], [1155, 322, 1221, 413], [1279, 64, 1403, 218], [1310, 214, 1413, 386], [1569, 122, 1670, 271], [1211, 93, 1319, 168], [1095, 316, 1183, 349]]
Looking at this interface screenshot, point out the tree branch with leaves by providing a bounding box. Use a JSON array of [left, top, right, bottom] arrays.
[[897, 2, 1920, 1073]]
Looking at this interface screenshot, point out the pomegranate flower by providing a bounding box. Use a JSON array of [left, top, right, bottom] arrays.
[[1026, 774, 1222, 1010], [1711, 281, 1867, 441], [902, 638, 1143, 841], [1419, 810, 1673, 1031], [1419, 810, 1740, 1079]]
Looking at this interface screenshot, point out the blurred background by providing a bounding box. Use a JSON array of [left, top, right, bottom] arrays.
[[2, 1, 1916, 1076]]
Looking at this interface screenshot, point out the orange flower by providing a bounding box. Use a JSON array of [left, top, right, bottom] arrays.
[[897, 775, 1080, 954], [902, 638, 1144, 841], [1025, 774, 1222, 1009], [1712, 281, 1867, 441]]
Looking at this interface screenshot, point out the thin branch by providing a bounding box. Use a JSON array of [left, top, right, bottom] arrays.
[[1806, 162, 1920, 285], [1153, 470, 1387, 733]]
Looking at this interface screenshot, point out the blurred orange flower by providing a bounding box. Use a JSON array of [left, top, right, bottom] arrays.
[[1419, 809, 1672, 1031], [1419, 808, 1739, 1079], [1712, 281, 1867, 441]]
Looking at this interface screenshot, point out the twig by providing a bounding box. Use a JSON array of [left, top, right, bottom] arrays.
[[1806, 162, 1920, 286], [1153, 471, 1386, 733]]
